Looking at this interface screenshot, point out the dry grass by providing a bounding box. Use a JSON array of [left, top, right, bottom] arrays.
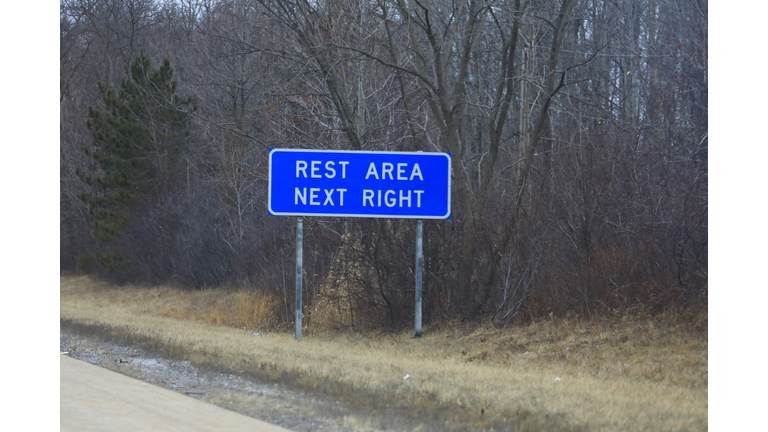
[[61, 275, 707, 431], [61, 275, 282, 329]]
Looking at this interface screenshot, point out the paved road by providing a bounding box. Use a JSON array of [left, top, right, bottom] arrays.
[[61, 355, 292, 432]]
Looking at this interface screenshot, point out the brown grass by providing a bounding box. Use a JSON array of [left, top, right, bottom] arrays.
[[61, 275, 282, 329], [60, 275, 707, 431]]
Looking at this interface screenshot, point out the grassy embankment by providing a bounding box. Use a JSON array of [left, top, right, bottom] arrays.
[[60, 275, 707, 431]]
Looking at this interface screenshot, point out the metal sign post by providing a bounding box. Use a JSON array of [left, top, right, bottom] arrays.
[[295, 217, 303, 341], [414, 219, 423, 338]]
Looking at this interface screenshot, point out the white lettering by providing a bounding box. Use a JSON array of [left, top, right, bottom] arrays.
[[382, 163, 394, 180], [363, 190, 374, 207], [296, 161, 308, 178], [365, 163, 379, 179], [339, 161, 349, 178], [295, 187, 307, 205], [399, 190, 411, 207], [324, 161, 336, 178], [337, 189, 346, 205], [323, 189, 335, 205], [363, 163, 423, 181], [310, 188, 320, 205], [385, 190, 396, 207], [311, 161, 321, 178], [397, 163, 407, 180], [410, 163, 423, 181], [414, 190, 424, 207], [361, 189, 426, 208]]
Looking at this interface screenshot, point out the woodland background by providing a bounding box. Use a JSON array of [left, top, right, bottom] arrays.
[[60, 0, 707, 329]]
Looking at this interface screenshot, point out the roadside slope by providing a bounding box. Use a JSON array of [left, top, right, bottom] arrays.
[[61, 275, 707, 432]]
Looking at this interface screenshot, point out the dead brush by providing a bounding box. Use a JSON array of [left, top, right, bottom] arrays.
[[103, 282, 282, 330], [232, 291, 281, 328], [187, 290, 280, 329]]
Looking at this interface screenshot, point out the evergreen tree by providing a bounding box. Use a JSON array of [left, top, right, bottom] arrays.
[[78, 52, 196, 272]]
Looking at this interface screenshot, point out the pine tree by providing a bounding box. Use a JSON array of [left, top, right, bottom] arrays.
[[78, 52, 196, 272]]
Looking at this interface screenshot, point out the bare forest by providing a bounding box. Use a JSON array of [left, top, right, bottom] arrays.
[[60, 0, 708, 329]]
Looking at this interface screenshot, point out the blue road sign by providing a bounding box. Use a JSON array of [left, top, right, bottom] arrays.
[[269, 149, 451, 219]]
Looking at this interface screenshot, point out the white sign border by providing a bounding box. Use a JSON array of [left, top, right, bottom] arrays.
[[268, 149, 452, 219]]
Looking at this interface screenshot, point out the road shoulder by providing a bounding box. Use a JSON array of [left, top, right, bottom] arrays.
[[61, 355, 291, 432]]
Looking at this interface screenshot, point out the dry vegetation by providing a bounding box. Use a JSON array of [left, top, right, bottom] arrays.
[[61, 275, 707, 431]]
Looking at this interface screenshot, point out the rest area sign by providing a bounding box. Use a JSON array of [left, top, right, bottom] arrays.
[[268, 149, 451, 219]]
